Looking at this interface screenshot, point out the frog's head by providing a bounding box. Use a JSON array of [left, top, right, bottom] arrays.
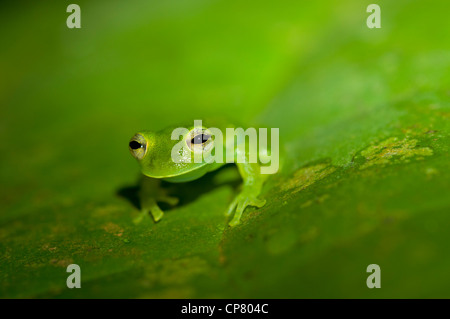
[[129, 123, 217, 180]]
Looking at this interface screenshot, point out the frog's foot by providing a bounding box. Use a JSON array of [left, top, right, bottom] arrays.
[[226, 192, 266, 227], [158, 195, 179, 206], [148, 205, 165, 223], [134, 198, 169, 224], [133, 205, 164, 225]]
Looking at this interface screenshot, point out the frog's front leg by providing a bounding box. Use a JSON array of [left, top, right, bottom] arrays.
[[226, 161, 267, 227], [133, 175, 179, 224]]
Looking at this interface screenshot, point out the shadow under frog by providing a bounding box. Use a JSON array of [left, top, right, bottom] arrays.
[[117, 164, 241, 219]]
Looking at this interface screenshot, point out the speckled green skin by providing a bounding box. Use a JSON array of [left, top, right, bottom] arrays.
[[130, 119, 267, 226]]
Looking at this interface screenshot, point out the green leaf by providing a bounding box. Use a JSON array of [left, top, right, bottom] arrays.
[[1, 0, 449, 298]]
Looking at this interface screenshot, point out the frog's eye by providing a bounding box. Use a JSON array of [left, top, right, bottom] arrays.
[[186, 128, 213, 152], [129, 141, 143, 150], [191, 133, 211, 145], [129, 134, 147, 160]]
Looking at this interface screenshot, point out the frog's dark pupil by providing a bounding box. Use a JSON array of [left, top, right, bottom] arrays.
[[191, 134, 210, 144], [129, 141, 142, 150]]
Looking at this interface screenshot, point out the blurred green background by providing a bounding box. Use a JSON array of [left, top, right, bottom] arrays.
[[1, 0, 449, 298]]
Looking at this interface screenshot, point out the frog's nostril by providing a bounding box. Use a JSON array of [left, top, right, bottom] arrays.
[[129, 140, 143, 150]]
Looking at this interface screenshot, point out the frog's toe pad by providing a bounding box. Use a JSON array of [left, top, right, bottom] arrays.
[[150, 207, 164, 222], [132, 208, 163, 225], [251, 198, 266, 208], [227, 195, 266, 226], [238, 197, 266, 211]]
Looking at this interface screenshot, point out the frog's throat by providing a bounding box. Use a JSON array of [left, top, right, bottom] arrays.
[[141, 163, 208, 179]]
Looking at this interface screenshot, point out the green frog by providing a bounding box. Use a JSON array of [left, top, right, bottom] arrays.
[[129, 119, 278, 226]]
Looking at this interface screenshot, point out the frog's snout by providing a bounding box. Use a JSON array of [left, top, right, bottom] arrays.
[[129, 133, 147, 161]]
